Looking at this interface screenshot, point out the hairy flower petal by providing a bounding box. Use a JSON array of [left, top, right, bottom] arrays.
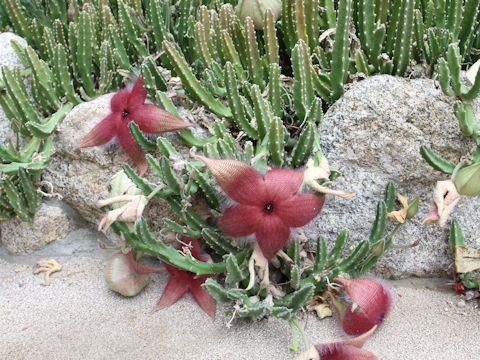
[[276, 193, 325, 227], [264, 169, 304, 201], [295, 326, 378, 360], [130, 104, 193, 133], [116, 123, 148, 175], [335, 278, 392, 335], [153, 273, 190, 312], [110, 89, 131, 112], [128, 77, 147, 109], [315, 343, 380, 360], [76, 113, 118, 148], [197, 156, 268, 204], [191, 276, 216, 319], [218, 204, 262, 237], [255, 214, 291, 259], [125, 251, 164, 275], [78, 77, 188, 175]]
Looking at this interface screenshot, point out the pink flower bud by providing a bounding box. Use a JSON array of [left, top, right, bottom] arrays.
[[333, 277, 392, 336], [296, 326, 380, 360]]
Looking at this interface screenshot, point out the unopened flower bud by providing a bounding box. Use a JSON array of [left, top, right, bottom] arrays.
[[104, 252, 149, 297], [236, 0, 282, 29], [406, 196, 419, 219], [454, 162, 480, 197], [332, 277, 392, 336]]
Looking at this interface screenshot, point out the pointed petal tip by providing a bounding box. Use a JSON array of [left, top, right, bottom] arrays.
[[153, 276, 189, 313], [130, 105, 193, 134], [191, 278, 216, 320], [137, 161, 148, 176], [197, 157, 267, 204]]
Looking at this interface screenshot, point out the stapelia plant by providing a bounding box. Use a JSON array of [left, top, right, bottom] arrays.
[[154, 238, 216, 319], [105, 142, 415, 351], [76, 77, 192, 175]]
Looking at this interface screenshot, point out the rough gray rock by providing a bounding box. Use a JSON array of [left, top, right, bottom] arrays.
[[0, 32, 27, 145], [0, 197, 109, 258], [1, 198, 70, 254], [305, 75, 480, 279], [42, 93, 200, 238], [0, 32, 27, 74]]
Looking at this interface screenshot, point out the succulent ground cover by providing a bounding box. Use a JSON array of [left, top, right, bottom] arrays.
[[0, 0, 479, 355]]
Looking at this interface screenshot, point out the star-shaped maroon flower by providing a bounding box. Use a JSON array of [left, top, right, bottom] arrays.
[[198, 156, 326, 259], [154, 238, 216, 319], [76, 77, 193, 175]]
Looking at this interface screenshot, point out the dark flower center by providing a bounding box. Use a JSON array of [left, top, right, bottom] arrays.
[[122, 110, 129, 117], [263, 202, 274, 214]]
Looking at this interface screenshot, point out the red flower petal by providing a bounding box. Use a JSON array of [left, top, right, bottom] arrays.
[[335, 278, 392, 335], [76, 113, 118, 149], [110, 89, 131, 113], [197, 156, 268, 205], [125, 251, 164, 275], [255, 214, 290, 259], [264, 169, 304, 201], [218, 204, 262, 237], [164, 263, 182, 276], [128, 77, 147, 109], [129, 104, 193, 133], [191, 276, 216, 319], [153, 273, 190, 312], [116, 122, 148, 175], [315, 343, 380, 360], [275, 194, 325, 227]]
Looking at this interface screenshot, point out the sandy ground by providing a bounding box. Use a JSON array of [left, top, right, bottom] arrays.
[[1, 245, 479, 360]]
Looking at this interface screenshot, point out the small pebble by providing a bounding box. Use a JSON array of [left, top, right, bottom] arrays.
[[457, 300, 466, 308], [444, 307, 449, 312]]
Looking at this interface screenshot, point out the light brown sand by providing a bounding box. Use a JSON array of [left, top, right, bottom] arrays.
[[1, 257, 479, 360]]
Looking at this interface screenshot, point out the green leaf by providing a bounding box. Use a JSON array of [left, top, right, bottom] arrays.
[[282, 283, 315, 311], [368, 201, 387, 242], [26, 103, 73, 138], [420, 146, 456, 174], [327, 229, 349, 266], [313, 237, 328, 273], [449, 221, 465, 247], [224, 253, 248, 284]]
